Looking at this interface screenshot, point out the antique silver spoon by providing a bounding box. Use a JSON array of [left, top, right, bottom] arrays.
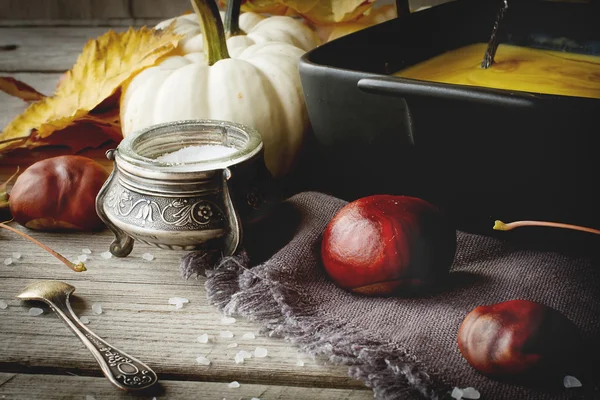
[[17, 281, 158, 391]]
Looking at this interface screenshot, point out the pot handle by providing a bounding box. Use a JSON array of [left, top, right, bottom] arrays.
[[95, 149, 134, 257], [357, 76, 538, 108]]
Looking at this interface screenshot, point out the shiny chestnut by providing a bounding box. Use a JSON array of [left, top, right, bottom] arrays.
[[458, 299, 581, 379], [9, 155, 109, 231], [321, 195, 456, 295]]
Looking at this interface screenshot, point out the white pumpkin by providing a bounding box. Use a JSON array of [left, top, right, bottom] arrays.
[[156, 10, 320, 57], [121, 0, 310, 178]]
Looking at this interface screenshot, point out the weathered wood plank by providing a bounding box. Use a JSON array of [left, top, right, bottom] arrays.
[[131, 0, 190, 19], [0, 226, 364, 390], [0, 373, 372, 399], [0, 18, 163, 27], [0, 27, 127, 72], [0, 0, 131, 20]]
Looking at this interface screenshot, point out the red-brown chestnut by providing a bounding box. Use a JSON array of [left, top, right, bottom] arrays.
[[321, 195, 456, 295], [457, 299, 581, 379], [9, 155, 109, 231]]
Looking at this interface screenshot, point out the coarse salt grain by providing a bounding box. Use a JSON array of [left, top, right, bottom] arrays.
[[295, 359, 305, 367], [242, 332, 255, 340], [12, 252, 21, 259], [227, 381, 240, 389], [234, 353, 245, 364], [197, 334, 209, 343], [80, 316, 90, 325], [3, 258, 12, 265], [227, 342, 238, 348], [168, 297, 189, 304], [142, 253, 154, 261], [564, 375, 582, 388], [0, 300, 8, 310], [92, 303, 103, 315], [234, 350, 252, 363], [81, 248, 92, 254], [78, 254, 88, 262], [238, 350, 252, 359], [100, 251, 112, 259], [196, 355, 211, 366], [461, 387, 480, 399], [29, 307, 43, 316], [451, 387, 464, 400], [251, 398, 261, 400], [220, 330, 233, 338], [254, 347, 268, 358], [157, 145, 237, 164], [221, 316, 236, 325], [86, 396, 96, 400]]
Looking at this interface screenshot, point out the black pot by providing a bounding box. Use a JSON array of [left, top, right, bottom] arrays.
[[298, 0, 600, 234]]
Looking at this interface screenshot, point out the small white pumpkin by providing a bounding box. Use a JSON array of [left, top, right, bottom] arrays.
[[121, 0, 310, 178], [156, 8, 320, 57]]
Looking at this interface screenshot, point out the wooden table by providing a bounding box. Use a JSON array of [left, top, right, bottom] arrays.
[[0, 25, 372, 400]]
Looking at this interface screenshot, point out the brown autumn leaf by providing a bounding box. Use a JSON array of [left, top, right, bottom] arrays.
[[0, 25, 181, 153], [0, 77, 46, 102]]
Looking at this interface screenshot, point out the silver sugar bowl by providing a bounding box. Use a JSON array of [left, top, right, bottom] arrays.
[[95, 120, 275, 257]]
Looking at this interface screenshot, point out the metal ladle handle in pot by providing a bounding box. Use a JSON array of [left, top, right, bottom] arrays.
[[220, 167, 243, 256]]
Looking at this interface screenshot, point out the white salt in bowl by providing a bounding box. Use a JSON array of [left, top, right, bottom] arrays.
[[95, 120, 273, 258]]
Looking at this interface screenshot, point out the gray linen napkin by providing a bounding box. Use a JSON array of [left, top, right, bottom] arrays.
[[181, 192, 600, 400]]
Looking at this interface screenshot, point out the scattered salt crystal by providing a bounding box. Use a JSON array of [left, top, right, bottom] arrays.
[[157, 145, 237, 164], [235, 350, 252, 363], [12, 252, 21, 260], [451, 387, 464, 400], [86, 396, 96, 400], [254, 347, 268, 358], [221, 316, 236, 325], [461, 387, 480, 399], [78, 254, 88, 262], [100, 251, 112, 259], [80, 316, 90, 325], [295, 359, 305, 367], [197, 334, 209, 343], [234, 353, 245, 364], [564, 375, 582, 388], [220, 330, 233, 338], [142, 253, 154, 261], [251, 398, 261, 400], [0, 300, 8, 310], [227, 381, 240, 389], [169, 297, 189, 309], [196, 355, 211, 366], [3, 258, 12, 265], [92, 303, 103, 315], [81, 248, 92, 254], [28, 307, 43, 316], [227, 342, 238, 348], [242, 332, 255, 340], [238, 350, 252, 359]]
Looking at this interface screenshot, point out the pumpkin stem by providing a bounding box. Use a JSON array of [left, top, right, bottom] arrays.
[[225, 0, 244, 37], [190, 0, 230, 65]]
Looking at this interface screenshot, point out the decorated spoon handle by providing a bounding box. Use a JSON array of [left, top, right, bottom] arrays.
[[48, 295, 158, 391]]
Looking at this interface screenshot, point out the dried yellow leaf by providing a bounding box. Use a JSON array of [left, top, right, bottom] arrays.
[[0, 25, 181, 153], [283, 0, 375, 24], [0, 77, 46, 102]]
